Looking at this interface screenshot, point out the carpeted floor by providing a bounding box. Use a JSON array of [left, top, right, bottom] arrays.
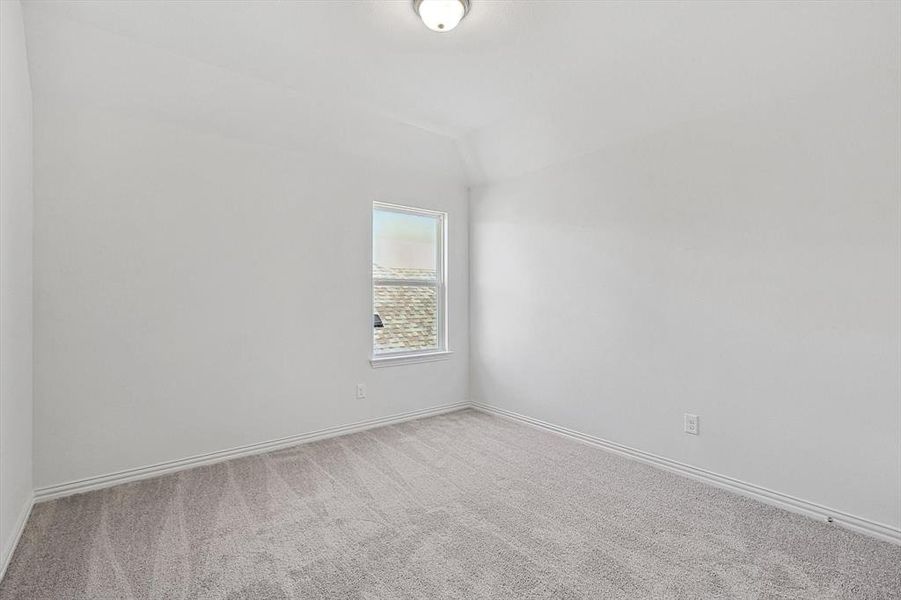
[[1, 409, 899, 599]]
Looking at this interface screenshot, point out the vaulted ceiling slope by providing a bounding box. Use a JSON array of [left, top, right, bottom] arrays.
[[21, 0, 901, 186]]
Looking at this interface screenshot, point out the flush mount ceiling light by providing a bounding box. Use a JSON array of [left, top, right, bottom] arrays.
[[414, 0, 470, 33]]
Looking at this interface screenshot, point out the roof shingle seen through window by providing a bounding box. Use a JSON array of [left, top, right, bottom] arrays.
[[373, 264, 438, 353], [372, 264, 436, 280]]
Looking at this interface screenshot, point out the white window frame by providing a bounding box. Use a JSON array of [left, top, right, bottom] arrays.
[[370, 202, 450, 368]]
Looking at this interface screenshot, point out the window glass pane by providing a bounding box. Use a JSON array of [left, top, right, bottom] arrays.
[[373, 209, 437, 281], [373, 285, 438, 353], [372, 204, 444, 357]]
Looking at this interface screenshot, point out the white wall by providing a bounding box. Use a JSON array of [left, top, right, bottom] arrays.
[[31, 100, 468, 490], [0, 0, 34, 568], [23, 7, 470, 489], [471, 72, 901, 529]]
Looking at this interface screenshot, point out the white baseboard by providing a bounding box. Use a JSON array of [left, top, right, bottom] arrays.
[[471, 402, 901, 546], [26, 400, 901, 547], [0, 493, 34, 583], [34, 401, 470, 503]]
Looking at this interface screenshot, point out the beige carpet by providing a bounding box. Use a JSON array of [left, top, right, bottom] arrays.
[[1, 409, 899, 599]]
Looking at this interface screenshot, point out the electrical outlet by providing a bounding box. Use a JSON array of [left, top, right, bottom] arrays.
[[356, 383, 366, 400], [684, 413, 699, 435]]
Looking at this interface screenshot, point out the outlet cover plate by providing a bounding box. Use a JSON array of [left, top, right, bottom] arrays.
[[684, 413, 699, 435]]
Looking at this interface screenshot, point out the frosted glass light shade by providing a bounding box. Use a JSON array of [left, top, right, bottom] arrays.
[[414, 0, 469, 33]]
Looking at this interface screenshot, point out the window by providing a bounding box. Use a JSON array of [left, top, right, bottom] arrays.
[[372, 202, 448, 365]]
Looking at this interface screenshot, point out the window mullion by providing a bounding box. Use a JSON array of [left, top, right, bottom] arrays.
[[373, 278, 437, 288]]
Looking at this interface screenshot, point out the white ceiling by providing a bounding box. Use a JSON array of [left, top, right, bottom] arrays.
[[21, 0, 901, 184]]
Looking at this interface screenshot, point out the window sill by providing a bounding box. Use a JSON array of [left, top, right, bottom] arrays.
[[370, 351, 453, 368]]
